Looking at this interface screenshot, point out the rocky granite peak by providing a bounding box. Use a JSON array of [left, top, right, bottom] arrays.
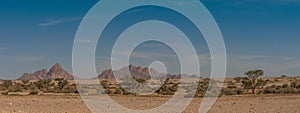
[[17, 63, 76, 80], [97, 65, 164, 80]]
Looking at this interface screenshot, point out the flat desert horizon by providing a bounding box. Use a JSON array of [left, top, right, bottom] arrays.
[[1, 74, 300, 113]]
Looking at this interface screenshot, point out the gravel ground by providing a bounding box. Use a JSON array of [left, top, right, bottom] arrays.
[[0, 95, 300, 113]]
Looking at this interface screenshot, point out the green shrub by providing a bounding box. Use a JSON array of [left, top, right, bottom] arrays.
[[61, 86, 78, 93], [280, 87, 298, 94], [156, 84, 178, 95], [282, 84, 288, 88], [122, 90, 135, 95], [159, 88, 175, 95], [114, 87, 123, 94], [8, 85, 23, 92], [262, 87, 277, 94], [235, 88, 244, 94], [262, 86, 298, 94], [241, 80, 252, 89], [3, 80, 13, 89], [1, 92, 8, 95], [222, 88, 235, 95], [104, 89, 113, 94], [291, 81, 299, 88], [30, 90, 39, 95], [21, 80, 29, 85]]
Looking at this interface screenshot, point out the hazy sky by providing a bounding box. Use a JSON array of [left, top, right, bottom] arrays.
[[1, 0, 300, 79]]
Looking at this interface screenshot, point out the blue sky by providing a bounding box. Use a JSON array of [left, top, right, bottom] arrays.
[[0, 0, 300, 79]]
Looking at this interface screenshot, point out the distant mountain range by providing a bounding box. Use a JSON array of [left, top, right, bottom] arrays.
[[17, 63, 187, 80]]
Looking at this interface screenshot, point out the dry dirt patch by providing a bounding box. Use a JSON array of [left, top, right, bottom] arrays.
[[0, 95, 300, 113]]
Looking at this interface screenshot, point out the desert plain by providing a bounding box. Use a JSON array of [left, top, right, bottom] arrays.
[[0, 94, 300, 113]]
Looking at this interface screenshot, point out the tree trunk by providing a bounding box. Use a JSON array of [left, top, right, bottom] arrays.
[[252, 79, 256, 94]]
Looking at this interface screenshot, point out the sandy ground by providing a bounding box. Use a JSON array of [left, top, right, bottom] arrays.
[[0, 95, 300, 113]]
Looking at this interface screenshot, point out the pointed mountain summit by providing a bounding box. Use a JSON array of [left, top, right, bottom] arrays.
[[46, 63, 75, 80], [48, 62, 63, 73], [17, 63, 76, 80]]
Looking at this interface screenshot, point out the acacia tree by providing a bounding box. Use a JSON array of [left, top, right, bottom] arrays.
[[244, 70, 264, 94]]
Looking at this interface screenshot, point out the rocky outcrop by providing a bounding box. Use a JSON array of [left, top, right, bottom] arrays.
[[46, 63, 75, 80], [17, 69, 48, 80], [97, 65, 164, 80], [97, 69, 115, 80], [17, 63, 76, 80]]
